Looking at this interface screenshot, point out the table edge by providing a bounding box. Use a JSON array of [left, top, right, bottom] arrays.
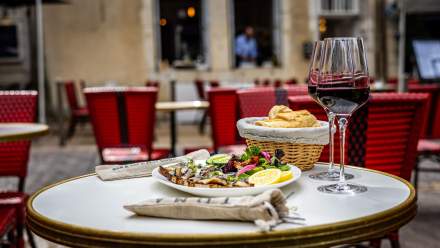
[[0, 123, 49, 142], [27, 165, 417, 247]]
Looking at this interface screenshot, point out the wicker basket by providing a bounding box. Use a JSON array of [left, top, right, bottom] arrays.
[[245, 139, 323, 171], [237, 117, 328, 171]]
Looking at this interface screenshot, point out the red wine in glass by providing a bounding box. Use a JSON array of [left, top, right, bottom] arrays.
[[316, 77, 370, 117]]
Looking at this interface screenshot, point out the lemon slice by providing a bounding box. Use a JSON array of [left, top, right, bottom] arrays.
[[278, 171, 293, 183], [248, 169, 282, 186]]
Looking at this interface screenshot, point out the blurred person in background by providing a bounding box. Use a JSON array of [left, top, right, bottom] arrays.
[[235, 26, 257, 68]]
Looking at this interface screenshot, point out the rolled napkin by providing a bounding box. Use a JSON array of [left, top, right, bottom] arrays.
[[124, 189, 290, 232], [95, 149, 210, 181]]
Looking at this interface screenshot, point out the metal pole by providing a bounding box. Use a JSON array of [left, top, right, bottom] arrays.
[[397, 0, 407, 93], [36, 0, 46, 123]]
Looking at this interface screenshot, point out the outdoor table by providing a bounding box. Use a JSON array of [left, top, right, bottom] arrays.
[[27, 163, 416, 248], [0, 123, 49, 142], [156, 100, 209, 156]]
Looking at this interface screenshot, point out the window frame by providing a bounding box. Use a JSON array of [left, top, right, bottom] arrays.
[[228, 0, 283, 69]]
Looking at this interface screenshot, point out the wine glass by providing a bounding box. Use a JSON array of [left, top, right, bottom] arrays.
[[307, 41, 354, 181], [315, 37, 370, 194]]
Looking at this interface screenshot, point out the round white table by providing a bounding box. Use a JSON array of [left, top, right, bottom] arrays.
[[0, 123, 49, 142], [27, 163, 416, 248]]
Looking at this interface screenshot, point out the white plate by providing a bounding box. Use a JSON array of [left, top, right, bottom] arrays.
[[151, 164, 301, 197]]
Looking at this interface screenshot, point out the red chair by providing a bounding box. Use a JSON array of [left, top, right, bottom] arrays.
[[262, 79, 271, 87], [285, 78, 298, 85], [64, 80, 89, 139], [409, 84, 440, 191], [194, 79, 209, 134], [273, 79, 282, 88], [209, 80, 220, 88], [365, 93, 428, 248], [145, 80, 160, 88], [237, 88, 276, 118], [0, 91, 38, 248], [85, 87, 169, 163], [289, 93, 428, 247], [207, 88, 245, 153], [284, 85, 308, 96]]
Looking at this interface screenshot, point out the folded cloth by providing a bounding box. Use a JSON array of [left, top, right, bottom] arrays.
[[124, 189, 290, 232], [95, 149, 211, 181]]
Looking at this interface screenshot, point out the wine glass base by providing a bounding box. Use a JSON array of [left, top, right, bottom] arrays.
[[317, 183, 367, 194], [309, 172, 354, 181]]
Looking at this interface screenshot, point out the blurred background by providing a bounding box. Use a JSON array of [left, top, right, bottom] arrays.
[[1, 0, 439, 116], [1, 1, 440, 247]]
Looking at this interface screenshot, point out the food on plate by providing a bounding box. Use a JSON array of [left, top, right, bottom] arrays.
[[248, 169, 282, 186], [255, 105, 320, 128], [158, 146, 294, 188]]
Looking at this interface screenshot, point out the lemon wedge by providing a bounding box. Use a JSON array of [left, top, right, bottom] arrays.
[[278, 171, 293, 183], [248, 169, 282, 186]]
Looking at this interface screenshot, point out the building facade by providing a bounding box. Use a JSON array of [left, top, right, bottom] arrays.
[[1, 0, 401, 109]]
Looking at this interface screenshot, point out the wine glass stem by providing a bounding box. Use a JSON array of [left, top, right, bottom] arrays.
[[327, 112, 336, 172], [338, 117, 348, 189]]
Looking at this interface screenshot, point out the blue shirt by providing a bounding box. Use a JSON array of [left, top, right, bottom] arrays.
[[235, 34, 257, 59]]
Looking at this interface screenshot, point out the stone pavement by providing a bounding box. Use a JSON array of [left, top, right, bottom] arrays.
[[1, 122, 438, 248]]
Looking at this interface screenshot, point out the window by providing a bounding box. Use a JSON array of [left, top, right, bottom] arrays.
[[158, 0, 205, 69], [231, 0, 281, 68], [0, 25, 19, 60]]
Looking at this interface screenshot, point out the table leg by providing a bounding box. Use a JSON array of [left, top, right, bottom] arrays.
[[57, 82, 66, 146], [170, 111, 176, 156], [170, 80, 177, 156]]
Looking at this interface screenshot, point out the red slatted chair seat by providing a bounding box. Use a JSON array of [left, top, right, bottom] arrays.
[[237, 88, 276, 118], [418, 139, 440, 153], [85, 87, 169, 163], [0, 90, 38, 247], [207, 88, 243, 153]]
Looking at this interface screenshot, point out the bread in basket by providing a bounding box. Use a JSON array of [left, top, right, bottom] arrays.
[[236, 106, 329, 171]]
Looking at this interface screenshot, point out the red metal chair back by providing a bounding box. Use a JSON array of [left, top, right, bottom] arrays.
[[237, 88, 276, 118], [64, 81, 80, 110], [210, 80, 220, 88], [366, 93, 429, 180], [273, 79, 282, 88], [194, 79, 206, 100], [207, 88, 239, 151], [145, 80, 160, 88], [285, 78, 298, 85], [408, 84, 440, 138], [0, 91, 37, 190], [85, 87, 158, 159], [284, 85, 308, 96]]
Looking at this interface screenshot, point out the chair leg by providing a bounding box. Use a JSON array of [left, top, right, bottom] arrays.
[[199, 110, 208, 135], [414, 157, 420, 194], [370, 238, 382, 248], [67, 118, 77, 139], [16, 222, 24, 248], [25, 226, 37, 248], [388, 231, 400, 248]]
